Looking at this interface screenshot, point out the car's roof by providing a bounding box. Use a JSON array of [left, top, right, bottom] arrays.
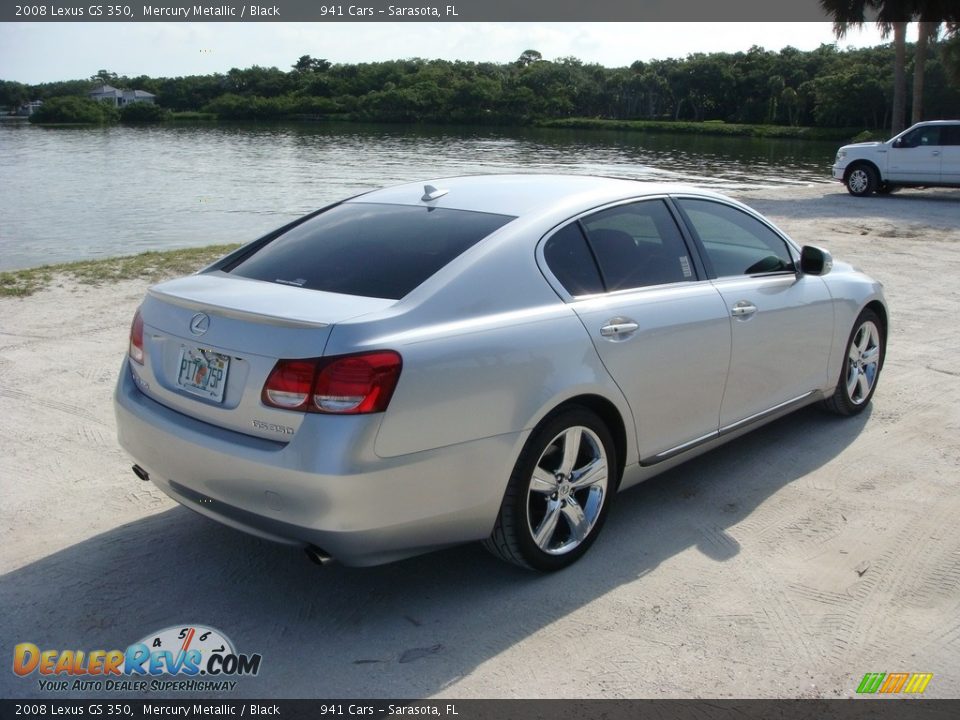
[[346, 174, 726, 218]]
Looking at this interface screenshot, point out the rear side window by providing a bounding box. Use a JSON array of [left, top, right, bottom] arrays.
[[543, 223, 605, 296], [581, 200, 695, 291], [229, 203, 514, 300]]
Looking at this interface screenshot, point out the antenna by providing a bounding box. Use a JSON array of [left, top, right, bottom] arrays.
[[421, 185, 449, 202]]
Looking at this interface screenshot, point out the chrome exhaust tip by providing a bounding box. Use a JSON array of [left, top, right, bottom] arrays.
[[132, 464, 150, 482], [305, 545, 334, 566]]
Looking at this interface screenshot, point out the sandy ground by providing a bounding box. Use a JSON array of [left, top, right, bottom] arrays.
[[1, 183, 959, 700]]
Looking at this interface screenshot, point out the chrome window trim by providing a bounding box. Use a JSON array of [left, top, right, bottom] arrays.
[[535, 194, 705, 303]]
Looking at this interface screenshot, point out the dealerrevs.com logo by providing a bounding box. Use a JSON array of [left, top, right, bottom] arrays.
[[12, 624, 262, 693]]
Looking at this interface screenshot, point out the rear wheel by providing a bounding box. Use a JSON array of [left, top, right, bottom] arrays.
[[484, 407, 617, 571], [845, 164, 878, 196], [822, 309, 885, 416]]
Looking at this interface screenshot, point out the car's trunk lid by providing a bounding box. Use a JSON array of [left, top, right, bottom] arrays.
[[132, 273, 395, 440]]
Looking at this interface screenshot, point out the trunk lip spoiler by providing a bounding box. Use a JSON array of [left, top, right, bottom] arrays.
[[146, 287, 332, 330]]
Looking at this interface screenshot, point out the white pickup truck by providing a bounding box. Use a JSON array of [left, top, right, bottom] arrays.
[[832, 120, 960, 196]]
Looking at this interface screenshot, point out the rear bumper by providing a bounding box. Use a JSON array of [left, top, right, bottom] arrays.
[[114, 359, 522, 566]]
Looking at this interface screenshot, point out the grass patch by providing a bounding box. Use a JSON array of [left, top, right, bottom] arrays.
[[0, 244, 241, 298], [536, 118, 866, 142], [168, 111, 218, 121]]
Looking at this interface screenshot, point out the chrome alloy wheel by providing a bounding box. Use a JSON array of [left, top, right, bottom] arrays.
[[526, 426, 609, 556], [847, 168, 871, 195], [846, 319, 881, 405]]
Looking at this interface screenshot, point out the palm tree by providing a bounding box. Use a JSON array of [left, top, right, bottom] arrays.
[[912, 5, 960, 123], [823, 2, 960, 131], [821, 0, 910, 134], [911, 20, 938, 124]]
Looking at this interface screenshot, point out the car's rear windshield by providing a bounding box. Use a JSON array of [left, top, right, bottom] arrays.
[[228, 202, 515, 300]]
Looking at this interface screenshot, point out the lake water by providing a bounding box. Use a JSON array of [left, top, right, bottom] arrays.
[[0, 121, 837, 271]]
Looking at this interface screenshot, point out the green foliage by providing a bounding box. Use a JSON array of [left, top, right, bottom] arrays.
[[201, 93, 338, 120], [8, 39, 960, 131], [119, 102, 170, 123], [0, 79, 30, 108], [28, 96, 118, 124]]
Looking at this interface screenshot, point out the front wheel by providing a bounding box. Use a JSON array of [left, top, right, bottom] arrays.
[[845, 165, 878, 196], [822, 309, 885, 416], [483, 407, 617, 571]]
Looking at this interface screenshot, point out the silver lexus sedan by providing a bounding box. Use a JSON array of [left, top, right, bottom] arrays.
[[115, 175, 887, 571]]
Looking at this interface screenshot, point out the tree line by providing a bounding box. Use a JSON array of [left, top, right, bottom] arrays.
[[3, 39, 959, 131]]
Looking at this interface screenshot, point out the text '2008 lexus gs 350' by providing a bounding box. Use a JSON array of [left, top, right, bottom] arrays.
[[115, 175, 887, 571]]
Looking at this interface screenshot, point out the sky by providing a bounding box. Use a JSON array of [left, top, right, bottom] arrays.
[[0, 22, 895, 84]]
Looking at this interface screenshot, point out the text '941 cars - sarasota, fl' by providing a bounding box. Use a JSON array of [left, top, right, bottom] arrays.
[[115, 174, 887, 571]]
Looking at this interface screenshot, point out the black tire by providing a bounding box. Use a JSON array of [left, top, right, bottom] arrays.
[[483, 407, 618, 571], [876, 182, 898, 195], [822, 308, 885, 416], [845, 164, 878, 196]]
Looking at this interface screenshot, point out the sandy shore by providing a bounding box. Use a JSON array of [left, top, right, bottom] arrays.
[[1, 183, 959, 699]]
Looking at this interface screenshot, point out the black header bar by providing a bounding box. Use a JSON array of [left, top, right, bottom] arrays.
[[2, 1, 880, 23]]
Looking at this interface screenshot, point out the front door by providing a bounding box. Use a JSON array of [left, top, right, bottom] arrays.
[[673, 197, 834, 430], [889, 125, 943, 184]]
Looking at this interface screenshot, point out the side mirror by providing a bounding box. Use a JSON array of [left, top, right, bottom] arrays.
[[800, 245, 833, 276], [892, 138, 902, 148]]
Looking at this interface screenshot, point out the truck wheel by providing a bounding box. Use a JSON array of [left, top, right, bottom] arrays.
[[845, 165, 878, 196]]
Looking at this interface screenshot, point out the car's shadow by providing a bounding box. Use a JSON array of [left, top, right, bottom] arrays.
[[0, 406, 869, 699]]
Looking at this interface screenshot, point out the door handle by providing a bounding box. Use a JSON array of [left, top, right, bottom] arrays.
[[731, 301, 758, 318], [931, 150, 940, 156], [600, 319, 640, 339]]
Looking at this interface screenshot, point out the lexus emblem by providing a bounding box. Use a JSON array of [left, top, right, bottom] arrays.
[[189, 312, 210, 336]]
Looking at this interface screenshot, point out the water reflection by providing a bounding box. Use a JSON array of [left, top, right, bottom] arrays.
[[0, 121, 836, 271]]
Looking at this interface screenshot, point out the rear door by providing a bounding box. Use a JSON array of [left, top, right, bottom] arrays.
[[940, 124, 960, 186], [540, 198, 731, 462], [673, 197, 834, 431]]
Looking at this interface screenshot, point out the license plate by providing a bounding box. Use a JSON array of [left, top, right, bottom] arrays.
[[176, 347, 230, 403]]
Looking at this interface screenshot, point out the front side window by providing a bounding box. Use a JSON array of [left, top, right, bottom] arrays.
[[675, 199, 794, 278], [228, 203, 514, 300], [898, 126, 942, 148]]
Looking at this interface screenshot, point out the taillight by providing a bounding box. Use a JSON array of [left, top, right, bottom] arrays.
[[262, 359, 315, 409], [262, 351, 402, 414], [129, 308, 144, 364]]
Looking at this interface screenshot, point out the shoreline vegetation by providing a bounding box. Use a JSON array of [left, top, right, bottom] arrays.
[[5, 40, 959, 139], [19, 112, 879, 142], [534, 118, 873, 141], [0, 244, 240, 298]]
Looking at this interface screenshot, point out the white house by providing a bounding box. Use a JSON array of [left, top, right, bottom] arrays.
[[16, 100, 44, 116], [88, 84, 157, 107]]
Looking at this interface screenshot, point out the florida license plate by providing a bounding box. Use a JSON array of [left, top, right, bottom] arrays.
[[176, 347, 230, 403]]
